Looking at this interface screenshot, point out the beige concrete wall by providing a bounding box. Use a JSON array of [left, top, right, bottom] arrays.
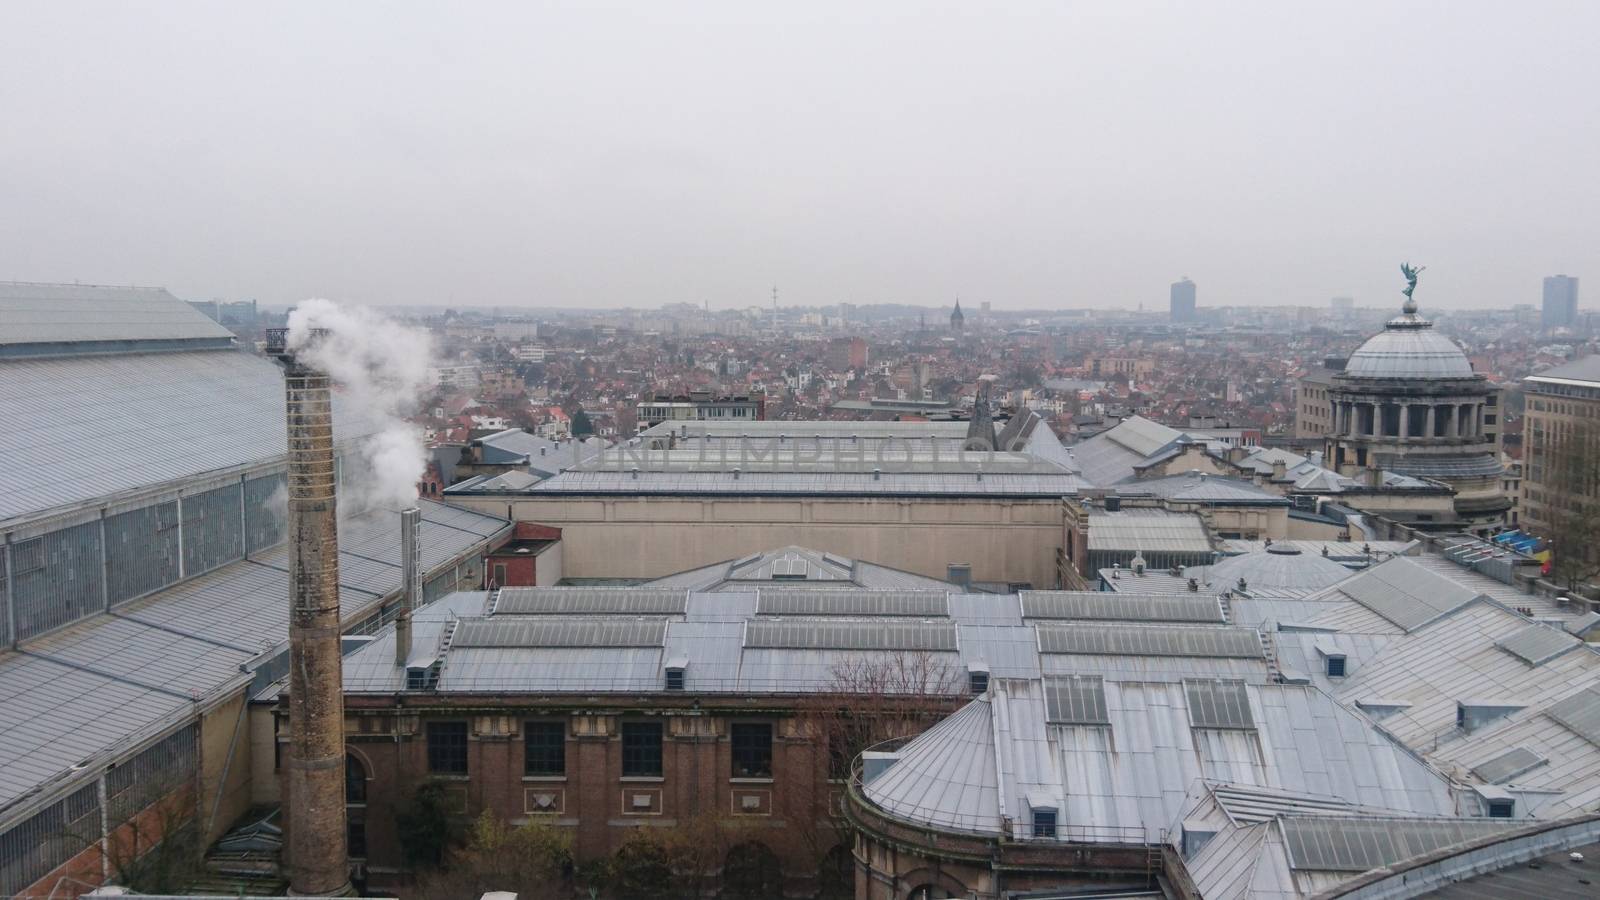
[[200, 692, 254, 841], [248, 703, 281, 806], [453, 495, 1065, 588], [1286, 516, 1346, 541]]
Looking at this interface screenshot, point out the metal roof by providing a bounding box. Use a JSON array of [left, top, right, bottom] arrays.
[[1035, 623, 1264, 659], [1086, 509, 1215, 553], [1184, 679, 1256, 729], [1547, 684, 1600, 747], [0, 499, 506, 816], [0, 348, 383, 525], [0, 282, 233, 350], [1043, 675, 1109, 724], [1334, 558, 1484, 632], [450, 617, 668, 648], [743, 618, 958, 651], [493, 587, 688, 616], [524, 469, 1088, 498], [1468, 746, 1548, 784], [1207, 548, 1355, 594], [755, 589, 950, 618], [1340, 320, 1475, 380], [1279, 816, 1514, 872], [1525, 353, 1600, 387], [1019, 591, 1224, 623], [1495, 622, 1582, 667]]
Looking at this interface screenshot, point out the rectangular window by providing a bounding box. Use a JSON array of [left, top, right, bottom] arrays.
[[1486, 799, 1515, 818], [622, 722, 664, 777], [427, 721, 470, 775], [1033, 808, 1058, 839], [1325, 656, 1347, 678], [524, 721, 566, 776], [493, 563, 508, 586], [731, 723, 773, 778]]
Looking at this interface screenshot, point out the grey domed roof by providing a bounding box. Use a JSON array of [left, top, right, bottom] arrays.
[[1342, 304, 1474, 380], [1207, 546, 1352, 594]]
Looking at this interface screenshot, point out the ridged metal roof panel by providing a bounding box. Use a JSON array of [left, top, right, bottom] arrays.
[[1020, 591, 1223, 623], [450, 617, 668, 648], [0, 283, 233, 346], [1036, 623, 1264, 659], [0, 349, 383, 524], [756, 589, 949, 618], [494, 588, 688, 616], [744, 618, 958, 651], [1280, 816, 1514, 872]]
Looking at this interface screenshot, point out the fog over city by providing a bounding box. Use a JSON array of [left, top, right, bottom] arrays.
[[1, 0, 1596, 310]]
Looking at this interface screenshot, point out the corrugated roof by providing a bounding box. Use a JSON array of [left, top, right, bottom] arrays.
[[0, 282, 232, 348], [1279, 816, 1514, 872], [0, 349, 383, 524], [744, 618, 957, 651], [0, 499, 506, 815], [1036, 623, 1264, 659], [1087, 509, 1215, 553], [1184, 679, 1256, 729], [1020, 591, 1224, 623], [451, 617, 668, 648], [526, 469, 1087, 497], [755, 588, 949, 618], [1043, 675, 1109, 724], [493, 587, 687, 616]]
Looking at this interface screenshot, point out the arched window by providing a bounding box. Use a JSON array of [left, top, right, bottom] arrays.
[[345, 753, 367, 805], [720, 841, 782, 899], [817, 844, 853, 900]]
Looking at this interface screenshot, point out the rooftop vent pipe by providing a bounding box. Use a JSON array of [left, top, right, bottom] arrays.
[[395, 507, 421, 667]]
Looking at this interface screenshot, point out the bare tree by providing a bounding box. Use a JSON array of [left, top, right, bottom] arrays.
[[783, 651, 967, 886], [1536, 420, 1600, 594], [412, 811, 571, 900]]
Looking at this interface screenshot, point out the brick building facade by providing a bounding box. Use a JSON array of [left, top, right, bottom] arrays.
[[335, 696, 854, 897]]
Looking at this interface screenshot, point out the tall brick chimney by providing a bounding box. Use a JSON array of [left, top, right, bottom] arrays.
[[266, 328, 352, 897]]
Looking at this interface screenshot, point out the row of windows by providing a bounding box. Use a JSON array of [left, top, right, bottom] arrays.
[[424, 721, 775, 779]]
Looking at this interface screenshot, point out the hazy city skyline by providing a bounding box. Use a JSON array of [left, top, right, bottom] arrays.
[[2, 1, 1596, 310]]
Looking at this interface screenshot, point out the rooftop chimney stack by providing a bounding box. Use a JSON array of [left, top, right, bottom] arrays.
[[396, 506, 421, 667], [265, 327, 352, 897]]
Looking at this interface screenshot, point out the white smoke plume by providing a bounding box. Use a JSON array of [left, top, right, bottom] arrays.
[[286, 298, 435, 514]]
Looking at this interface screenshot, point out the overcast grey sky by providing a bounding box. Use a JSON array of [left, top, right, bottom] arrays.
[[1, 1, 1595, 311]]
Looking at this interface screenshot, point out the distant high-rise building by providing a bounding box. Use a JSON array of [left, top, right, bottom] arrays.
[[1331, 296, 1355, 313], [1170, 278, 1197, 322], [1542, 275, 1579, 330], [981, 301, 992, 313]]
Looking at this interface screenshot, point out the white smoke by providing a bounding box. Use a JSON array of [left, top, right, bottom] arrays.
[[286, 298, 435, 514]]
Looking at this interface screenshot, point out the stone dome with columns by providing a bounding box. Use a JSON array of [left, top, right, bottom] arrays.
[[1322, 296, 1509, 533]]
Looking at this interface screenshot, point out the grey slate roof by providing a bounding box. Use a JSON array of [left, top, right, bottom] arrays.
[[0, 348, 382, 525], [0, 282, 233, 349]]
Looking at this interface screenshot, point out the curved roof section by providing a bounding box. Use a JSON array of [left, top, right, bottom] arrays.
[[862, 697, 1001, 832], [1341, 305, 1474, 380], [1209, 547, 1354, 594]]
